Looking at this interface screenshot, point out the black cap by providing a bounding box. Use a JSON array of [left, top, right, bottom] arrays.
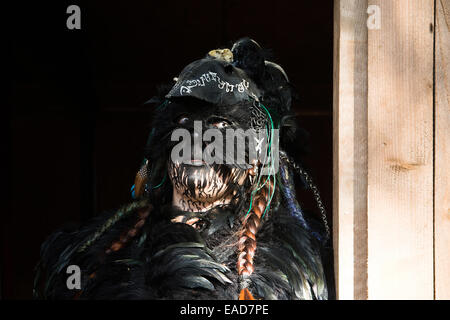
[[166, 57, 262, 106]]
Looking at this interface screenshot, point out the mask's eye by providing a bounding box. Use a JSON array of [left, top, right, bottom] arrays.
[[176, 115, 189, 125], [212, 119, 232, 129]]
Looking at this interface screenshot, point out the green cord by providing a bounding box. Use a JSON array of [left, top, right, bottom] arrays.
[[245, 124, 269, 218], [152, 174, 167, 189], [245, 102, 278, 219]]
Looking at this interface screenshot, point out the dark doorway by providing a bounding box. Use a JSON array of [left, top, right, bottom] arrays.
[[5, 1, 333, 299]]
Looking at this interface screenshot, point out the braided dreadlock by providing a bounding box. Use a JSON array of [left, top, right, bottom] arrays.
[[77, 199, 151, 254], [104, 205, 151, 254], [237, 179, 272, 299], [34, 199, 153, 299]]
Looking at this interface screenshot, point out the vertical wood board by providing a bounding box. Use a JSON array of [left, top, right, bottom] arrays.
[[367, 0, 434, 299], [435, 0, 450, 300]]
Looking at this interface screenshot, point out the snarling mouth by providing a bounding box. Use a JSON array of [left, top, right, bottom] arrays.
[[168, 160, 248, 212]]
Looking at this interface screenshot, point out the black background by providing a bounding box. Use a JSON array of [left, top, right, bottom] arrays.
[[4, 0, 333, 299]]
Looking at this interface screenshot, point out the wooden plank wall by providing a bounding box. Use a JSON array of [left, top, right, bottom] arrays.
[[334, 0, 450, 299], [367, 0, 435, 300], [333, 0, 368, 300], [435, 0, 450, 300]]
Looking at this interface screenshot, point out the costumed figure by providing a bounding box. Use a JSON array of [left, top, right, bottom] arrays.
[[34, 38, 331, 300]]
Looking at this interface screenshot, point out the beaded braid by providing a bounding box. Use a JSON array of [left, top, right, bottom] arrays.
[[66, 200, 152, 300], [105, 205, 151, 254], [76, 199, 151, 254], [237, 181, 272, 299]]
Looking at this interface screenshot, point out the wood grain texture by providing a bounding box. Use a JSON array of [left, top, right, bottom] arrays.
[[367, 0, 434, 299], [333, 0, 368, 300], [434, 0, 450, 300]]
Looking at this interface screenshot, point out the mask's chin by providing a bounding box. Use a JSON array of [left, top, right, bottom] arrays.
[[168, 160, 248, 212]]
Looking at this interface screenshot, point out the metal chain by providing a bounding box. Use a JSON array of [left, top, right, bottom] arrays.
[[281, 153, 330, 242]]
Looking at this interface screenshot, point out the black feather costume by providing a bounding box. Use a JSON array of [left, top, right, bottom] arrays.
[[34, 38, 330, 300]]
